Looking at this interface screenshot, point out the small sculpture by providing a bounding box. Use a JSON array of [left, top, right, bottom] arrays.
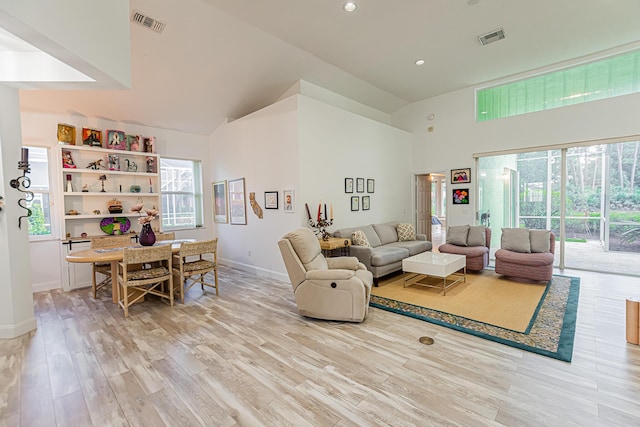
[[87, 159, 103, 170], [249, 192, 263, 219]]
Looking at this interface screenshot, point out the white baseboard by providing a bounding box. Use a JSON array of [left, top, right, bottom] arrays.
[[0, 316, 37, 339], [219, 259, 288, 282], [32, 280, 62, 293]]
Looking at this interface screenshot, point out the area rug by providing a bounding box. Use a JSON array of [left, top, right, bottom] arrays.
[[369, 272, 580, 362]]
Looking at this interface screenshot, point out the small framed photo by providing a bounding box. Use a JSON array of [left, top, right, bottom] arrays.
[[356, 178, 365, 193], [345, 178, 354, 193], [451, 168, 471, 184], [57, 123, 76, 145], [283, 190, 295, 212], [229, 178, 247, 225], [106, 130, 126, 150], [126, 134, 141, 152], [62, 150, 76, 168], [452, 188, 469, 205], [213, 180, 228, 223], [143, 136, 156, 153], [351, 196, 359, 211], [367, 179, 375, 193], [362, 196, 370, 210], [265, 191, 278, 209], [82, 127, 102, 147]]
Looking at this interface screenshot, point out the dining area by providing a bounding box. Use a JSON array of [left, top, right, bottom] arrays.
[[65, 233, 219, 317]]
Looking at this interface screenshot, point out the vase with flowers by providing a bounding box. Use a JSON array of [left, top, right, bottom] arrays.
[[131, 202, 159, 246]]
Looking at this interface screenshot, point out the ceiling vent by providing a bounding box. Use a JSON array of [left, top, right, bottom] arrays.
[[131, 10, 165, 33], [478, 28, 505, 46]]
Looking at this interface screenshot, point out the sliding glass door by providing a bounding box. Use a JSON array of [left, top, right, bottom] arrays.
[[478, 139, 640, 276]]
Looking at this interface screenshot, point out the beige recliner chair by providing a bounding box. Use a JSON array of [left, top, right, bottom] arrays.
[[278, 227, 373, 322]]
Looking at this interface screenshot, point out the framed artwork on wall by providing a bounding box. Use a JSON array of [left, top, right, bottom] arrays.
[[351, 196, 359, 211], [57, 123, 76, 145], [265, 191, 278, 209], [82, 127, 102, 147], [452, 188, 469, 205], [106, 130, 126, 150], [213, 180, 228, 223], [283, 190, 295, 212], [228, 178, 247, 224], [451, 168, 471, 184], [362, 196, 370, 210], [356, 178, 365, 193], [345, 178, 354, 193], [367, 179, 375, 193]]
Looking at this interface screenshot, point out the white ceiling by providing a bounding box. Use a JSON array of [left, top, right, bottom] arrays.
[[15, 0, 640, 136]]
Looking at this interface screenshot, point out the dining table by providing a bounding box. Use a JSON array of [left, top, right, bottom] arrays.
[[65, 239, 195, 303]]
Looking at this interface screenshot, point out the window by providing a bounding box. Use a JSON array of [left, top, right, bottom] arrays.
[[26, 146, 54, 239], [160, 158, 203, 229], [477, 49, 640, 122]]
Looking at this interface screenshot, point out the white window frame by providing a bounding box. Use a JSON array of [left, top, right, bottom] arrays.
[[25, 145, 58, 241], [160, 157, 204, 230]]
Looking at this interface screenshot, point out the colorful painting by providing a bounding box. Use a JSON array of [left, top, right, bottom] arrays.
[[452, 188, 469, 204]]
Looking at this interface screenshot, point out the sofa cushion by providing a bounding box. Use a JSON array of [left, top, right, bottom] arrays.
[[396, 223, 416, 241], [438, 243, 488, 258], [352, 230, 371, 247], [467, 226, 486, 247], [501, 228, 531, 253], [370, 246, 410, 267], [447, 225, 469, 246], [333, 224, 382, 247], [388, 240, 431, 256], [530, 229, 551, 253], [373, 223, 398, 245]]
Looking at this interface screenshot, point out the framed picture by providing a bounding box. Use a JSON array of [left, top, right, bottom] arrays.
[[283, 189, 295, 212], [451, 168, 471, 184], [356, 178, 365, 193], [345, 178, 354, 193], [126, 134, 141, 152], [228, 178, 247, 224], [82, 127, 102, 147], [265, 191, 278, 209], [57, 123, 76, 145], [362, 195, 370, 210], [62, 150, 76, 169], [213, 180, 228, 223], [367, 179, 375, 193], [452, 188, 469, 205], [106, 130, 126, 150], [351, 196, 359, 211], [143, 136, 156, 153]]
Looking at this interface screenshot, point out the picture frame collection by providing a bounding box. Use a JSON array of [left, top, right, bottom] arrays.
[[57, 123, 156, 153], [213, 181, 295, 224], [345, 177, 374, 211], [451, 167, 471, 205]]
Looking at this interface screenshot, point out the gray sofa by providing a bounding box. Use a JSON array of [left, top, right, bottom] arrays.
[[332, 222, 432, 284]]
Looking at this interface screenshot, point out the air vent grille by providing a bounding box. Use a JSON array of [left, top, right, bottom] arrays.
[[478, 28, 505, 46], [131, 11, 165, 33]]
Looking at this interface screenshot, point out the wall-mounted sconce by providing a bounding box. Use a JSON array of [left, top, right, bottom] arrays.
[[9, 147, 34, 229]]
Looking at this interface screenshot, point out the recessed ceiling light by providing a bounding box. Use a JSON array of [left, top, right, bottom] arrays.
[[343, 2, 357, 12], [415, 59, 425, 66]]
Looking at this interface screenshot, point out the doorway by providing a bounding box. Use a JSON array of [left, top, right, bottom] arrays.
[[415, 172, 447, 250]]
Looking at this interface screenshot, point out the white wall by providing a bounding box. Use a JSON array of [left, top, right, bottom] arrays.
[[210, 93, 412, 278], [20, 111, 212, 292], [299, 96, 412, 228], [0, 84, 36, 338], [392, 85, 640, 227]]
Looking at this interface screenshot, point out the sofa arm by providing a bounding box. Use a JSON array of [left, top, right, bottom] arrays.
[[416, 234, 427, 241], [326, 256, 360, 270], [306, 269, 355, 281], [348, 246, 374, 271]]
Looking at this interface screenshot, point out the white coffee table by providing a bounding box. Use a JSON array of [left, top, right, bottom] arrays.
[[402, 252, 466, 295]]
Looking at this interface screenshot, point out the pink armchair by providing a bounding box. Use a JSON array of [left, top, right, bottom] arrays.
[[495, 229, 555, 282], [438, 225, 491, 272]]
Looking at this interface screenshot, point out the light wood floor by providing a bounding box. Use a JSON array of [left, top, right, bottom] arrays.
[[1, 265, 640, 426]]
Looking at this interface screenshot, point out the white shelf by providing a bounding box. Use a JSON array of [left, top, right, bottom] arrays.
[[63, 192, 156, 197], [63, 168, 158, 177], [65, 213, 142, 220], [60, 144, 158, 158]]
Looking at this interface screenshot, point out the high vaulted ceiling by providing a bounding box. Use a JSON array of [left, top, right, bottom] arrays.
[[16, 0, 640, 136]]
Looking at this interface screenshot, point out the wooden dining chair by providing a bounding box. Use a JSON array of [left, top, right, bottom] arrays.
[[172, 239, 218, 303], [90, 234, 133, 298], [116, 245, 173, 317], [155, 232, 175, 241]]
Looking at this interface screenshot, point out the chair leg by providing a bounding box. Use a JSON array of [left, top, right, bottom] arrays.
[[214, 269, 219, 295], [92, 268, 98, 299]]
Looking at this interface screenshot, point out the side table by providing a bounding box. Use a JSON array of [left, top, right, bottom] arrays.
[[319, 237, 351, 257]]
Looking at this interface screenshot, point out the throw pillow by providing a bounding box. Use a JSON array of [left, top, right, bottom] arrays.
[[397, 223, 416, 241], [467, 225, 486, 247], [501, 228, 531, 253], [351, 230, 371, 247], [530, 229, 551, 253], [446, 225, 470, 246]]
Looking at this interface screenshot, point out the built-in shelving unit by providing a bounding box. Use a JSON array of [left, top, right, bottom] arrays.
[[60, 145, 161, 239]]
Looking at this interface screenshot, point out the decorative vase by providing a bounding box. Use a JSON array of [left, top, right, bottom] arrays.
[[139, 223, 156, 246]]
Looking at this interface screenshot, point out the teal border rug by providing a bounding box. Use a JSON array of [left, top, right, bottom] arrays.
[[370, 274, 580, 362]]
